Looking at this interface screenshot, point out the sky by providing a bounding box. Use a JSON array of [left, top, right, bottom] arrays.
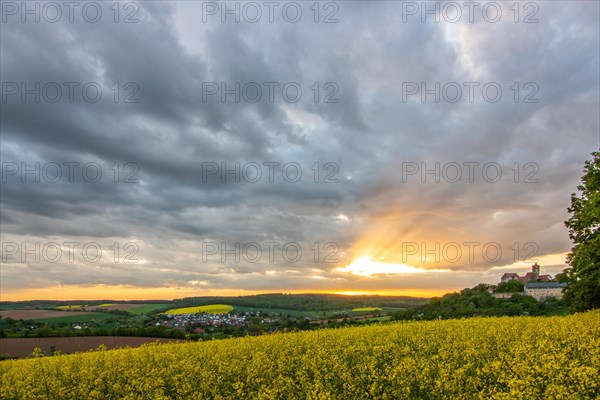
[[1, 1, 599, 301]]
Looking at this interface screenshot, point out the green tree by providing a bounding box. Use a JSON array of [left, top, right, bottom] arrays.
[[495, 280, 524, 293], [563, 151, 600, 311]]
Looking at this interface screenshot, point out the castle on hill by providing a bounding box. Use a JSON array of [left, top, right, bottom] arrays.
[[500, 263, 552, 283], [494, 263, 567, 300]]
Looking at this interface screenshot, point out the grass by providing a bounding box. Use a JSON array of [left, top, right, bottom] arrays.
[[35, 313, 116, 323], [381, 306, 406, 313], [165, 304, 234, 315], [129, 304, 172, 315], [546, 306, 571, 316], [365, 316, 391, 322]]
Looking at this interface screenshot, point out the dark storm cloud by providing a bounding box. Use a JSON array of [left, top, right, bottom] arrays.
[[1, 1, 598, 294]]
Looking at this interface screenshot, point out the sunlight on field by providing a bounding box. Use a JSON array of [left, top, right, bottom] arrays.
[[164, 304, 234, 315], [96, 303, 116, 307], [351, 307, 382, 312], [55, 305, 83, 310], [1, 311, 598, 399]]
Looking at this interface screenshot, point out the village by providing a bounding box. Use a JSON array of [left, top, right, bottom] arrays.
[[155, 312, 249, 333]]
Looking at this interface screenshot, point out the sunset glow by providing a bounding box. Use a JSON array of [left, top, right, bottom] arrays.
[[0, 285, 448, 301], [337, 256, 450, 277]]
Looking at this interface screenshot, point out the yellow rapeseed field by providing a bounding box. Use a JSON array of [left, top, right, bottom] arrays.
[[164, 304, 234, 315], [1, 311, 598, 399]]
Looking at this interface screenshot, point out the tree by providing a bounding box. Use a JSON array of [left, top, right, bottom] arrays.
[[563, 151, 600, 311], [495, 280, 524, 293]]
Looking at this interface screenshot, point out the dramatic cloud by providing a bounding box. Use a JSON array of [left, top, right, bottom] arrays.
[[1, 1, 598, 299]]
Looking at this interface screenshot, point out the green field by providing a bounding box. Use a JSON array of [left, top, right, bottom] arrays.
[[381, 306, 406, 313], [351, 307, 382, 312], [232, 306, 321, 318], [129, 304, 172, 315], [165, 304, 234, 315], [35, 313, 116, 323]]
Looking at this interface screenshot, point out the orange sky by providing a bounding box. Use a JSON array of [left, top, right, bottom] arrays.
[[0, 285, 447, 301]]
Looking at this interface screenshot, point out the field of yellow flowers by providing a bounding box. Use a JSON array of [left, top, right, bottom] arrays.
[[2, 311, 598, 399]]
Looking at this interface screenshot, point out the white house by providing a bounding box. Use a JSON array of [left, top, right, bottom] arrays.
[[524, 282, 567, 300]]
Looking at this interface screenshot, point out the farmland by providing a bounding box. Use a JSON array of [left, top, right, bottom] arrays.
[[0, 303, 186, 345], [1, 311, 598, 399], [88, 303, 170, 314], [0, 310, 94, 320], [0, 303, 172, 321], [165, 304, 234, 315], [34, 313, 116, 323], [127, 304, 171, 315], [0, 336, 182, 358]]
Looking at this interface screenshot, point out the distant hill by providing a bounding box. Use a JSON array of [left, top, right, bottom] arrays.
[[172, 293, 428, 311], [1, 294, 428, 313]]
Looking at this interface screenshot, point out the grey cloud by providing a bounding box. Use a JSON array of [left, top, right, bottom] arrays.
[[1, 1, 598, 294]]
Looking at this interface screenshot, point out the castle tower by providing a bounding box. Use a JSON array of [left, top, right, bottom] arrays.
[[531, 263, 540, 280]]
